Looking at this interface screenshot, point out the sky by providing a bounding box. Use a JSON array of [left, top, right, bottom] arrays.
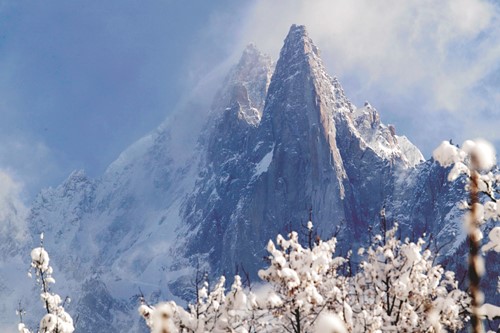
[[0, 0, 499, 201]]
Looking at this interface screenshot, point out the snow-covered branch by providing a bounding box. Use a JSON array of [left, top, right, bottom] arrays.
[[352, 224, 468, 332], [433, 138, 500, 333], [19, 233, 75, 333]]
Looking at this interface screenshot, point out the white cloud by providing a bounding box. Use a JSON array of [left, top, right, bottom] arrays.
[[0, 137, 60, 196], [0, 169, 28, 242]]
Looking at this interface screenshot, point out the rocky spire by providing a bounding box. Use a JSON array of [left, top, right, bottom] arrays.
[[276, 24, 320, 68], [260, 24, 348, 197], [212, 43, 273, 125]]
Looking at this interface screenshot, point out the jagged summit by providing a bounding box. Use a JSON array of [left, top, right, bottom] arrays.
[[240, 43, 264, 64], [281, 24, 319, 59], [272, 24, 424, 168], [210, 43, 272, 126], [271, 24, 354, 118], [349, 102, 424, 167], [232, 43, 272, 86], [273, 24, 324, 82], [260, 24, 353, 199]]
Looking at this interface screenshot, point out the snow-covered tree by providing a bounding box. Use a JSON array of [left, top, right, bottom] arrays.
[[139, 220, 470, 332], [433, 139, 500, 333], [351, 224, 469, 332], [139, 227, 349, 333], [139, 275, 261, 333], [257, 229, 348, 333], [19, 233, 75, 333]]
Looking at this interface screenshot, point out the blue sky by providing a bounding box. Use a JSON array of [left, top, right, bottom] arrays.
[[0, 0, 499, 200]]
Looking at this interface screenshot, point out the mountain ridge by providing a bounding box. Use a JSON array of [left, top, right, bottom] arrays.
[[0, 25, 465, 333]]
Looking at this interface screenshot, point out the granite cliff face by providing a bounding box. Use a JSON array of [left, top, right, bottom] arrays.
[[177, 25, 428, 283], [1, 25, 471, 332]]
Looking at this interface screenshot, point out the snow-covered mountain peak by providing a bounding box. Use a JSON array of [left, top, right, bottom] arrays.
[[258, 24, 350, 199], [232, 43, 272, 92], [239, 43, 266, 67], [274, 24, 325, 83], [330, 76, 355, 112], [64, 169, 92, 187], [351, 102, 381, 130], [349, 103, 424, 167], [202, 44, 273, 156], [273, 25, 353, 120], [211, 43, 273, 127], [280, 24, 319, 60], [272, 25, 423, 169]]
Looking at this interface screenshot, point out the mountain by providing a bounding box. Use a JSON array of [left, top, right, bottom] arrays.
[[1, 25, 472, 332], [176, 25, 426, 286]]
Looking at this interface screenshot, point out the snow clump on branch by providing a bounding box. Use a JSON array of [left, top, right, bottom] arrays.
[[18, 233, 75, 333]]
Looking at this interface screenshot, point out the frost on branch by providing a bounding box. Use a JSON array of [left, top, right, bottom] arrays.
[[19, 233, 75, 333], [433, 139, 497, 182], [432, 140, 462, 168], [139, 230, 349, 333], [351, 224, 469, 332], [314, 312, 347, 333], [433, 138, 499, 333], [257, 231, 348, 333], [139, 301, 178, 333], [139, 274, 262, 333]]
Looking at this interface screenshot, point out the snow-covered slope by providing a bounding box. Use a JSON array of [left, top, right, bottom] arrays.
[[2, 25, 472, 332], [0, 172, 32, 333], [350, 102, 424, 167]]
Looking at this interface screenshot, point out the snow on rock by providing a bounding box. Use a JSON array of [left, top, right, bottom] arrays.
[[396, 135, 425, 166], [212, 43, 273, 127], [253, 144, 274, 178], [349, 103, 424, 167]]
